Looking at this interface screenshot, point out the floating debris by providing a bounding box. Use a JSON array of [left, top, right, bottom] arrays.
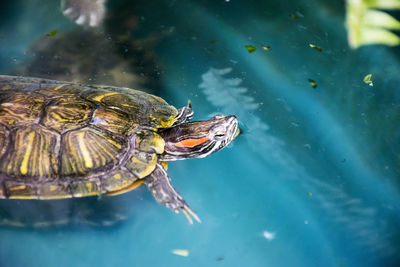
[[245, 45, 256, 53], [290, 11, 304, 19], [308, 192, 313, 197], [309, 44, 322, 52], [171, 249, 189, 257], [263, 230, 276, 241], [261, 45, 271, 51], [363, 74, 373, 86], [46, 30, 58, 37], [308, 78, 318, 88]]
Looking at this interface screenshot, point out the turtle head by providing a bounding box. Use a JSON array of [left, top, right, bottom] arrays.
[[159, 115, 239, 161]]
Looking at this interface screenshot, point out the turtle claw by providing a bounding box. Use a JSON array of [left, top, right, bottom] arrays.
[[145, 164, 201, 224], [181, 205, 201, 224], [173, 101, 194, 126]]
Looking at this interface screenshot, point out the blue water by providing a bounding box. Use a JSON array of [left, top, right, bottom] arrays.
[[1, 0, 400, 266]]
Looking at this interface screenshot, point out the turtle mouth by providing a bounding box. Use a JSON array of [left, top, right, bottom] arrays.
[[218, 115, 239, 149]]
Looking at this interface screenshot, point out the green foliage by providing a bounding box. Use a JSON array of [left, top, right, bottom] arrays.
[[346, 0, 400, 48]]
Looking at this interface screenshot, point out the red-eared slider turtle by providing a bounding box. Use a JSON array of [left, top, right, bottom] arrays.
[[0, 75, 239, 223]]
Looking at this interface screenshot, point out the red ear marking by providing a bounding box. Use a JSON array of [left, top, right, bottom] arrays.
[[175, 136, 209, 148]]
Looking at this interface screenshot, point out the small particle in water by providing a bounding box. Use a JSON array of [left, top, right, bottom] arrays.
[[304, 220, 309, 225], [341, 158, 346, 163], [363, 74, 373, 86], [261, 45, 271, 51], [290, 13, 299, 19], [308, 78, 317, 88], [171, 249, 189, 257], [46, 29, 58, 37], [309, 44, 322, 52], [245, 45, 256, 53], [262, 230, 276, 241], [216, 256, 224, 261], [209, 40, 217, 44], [308, 192, 312, 197]]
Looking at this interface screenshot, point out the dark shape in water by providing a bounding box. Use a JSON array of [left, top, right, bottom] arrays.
[[12, 1, 166, 94]]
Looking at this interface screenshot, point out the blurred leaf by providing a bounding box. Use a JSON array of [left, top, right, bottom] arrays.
[[359, 27, 400, 46], [364, 0, 400, 9], [364, 9, 400, 29], [245, 45, 256, 53], [345, 0, 400, 48]]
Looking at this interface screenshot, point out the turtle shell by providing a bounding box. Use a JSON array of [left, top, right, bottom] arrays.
[[0, 75, 178, 199]]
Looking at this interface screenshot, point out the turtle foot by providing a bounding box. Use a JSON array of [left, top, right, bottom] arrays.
[[145, 164, 201, 224]]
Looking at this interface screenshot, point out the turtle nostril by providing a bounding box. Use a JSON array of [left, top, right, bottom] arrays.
[[213, 114, 224, 119]]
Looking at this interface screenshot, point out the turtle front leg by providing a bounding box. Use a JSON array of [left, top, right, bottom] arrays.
[[144, 164, 201, 224]]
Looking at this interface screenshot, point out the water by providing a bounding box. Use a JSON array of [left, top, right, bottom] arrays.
[[1, 0, 400, 266]]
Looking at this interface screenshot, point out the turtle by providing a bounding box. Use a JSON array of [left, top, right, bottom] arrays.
[[0, 75, 239, 223]]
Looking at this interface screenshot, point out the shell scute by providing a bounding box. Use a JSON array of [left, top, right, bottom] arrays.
[[41, 96, 94, 133], [70, 179, 101, 197], [0, 92, 45, 127], [0, 125, 9, 159], [126, 151, 157, 178], [4, 181, 38, 199], [101, 167, 138, 193], [0, 125, 60, 178], [37, 182, 73, 199], [35, 84, 85, 98], [83, 86, 178, 128], [91, 107, 135, 135], [61, 127, 125, 176]]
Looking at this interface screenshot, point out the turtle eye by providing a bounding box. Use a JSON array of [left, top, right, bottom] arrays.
[[214, 132, 226, 140]]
